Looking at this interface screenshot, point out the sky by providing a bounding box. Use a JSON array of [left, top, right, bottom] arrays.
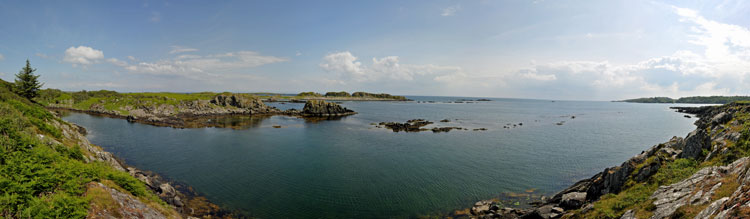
[[0, 0, 749, 100]]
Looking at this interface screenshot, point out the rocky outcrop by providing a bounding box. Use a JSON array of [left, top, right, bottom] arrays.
[[378, 119, 433, 132], [465, 102, 750, 218], [86, 182, 168, 218], [300, 100, 356, 116]]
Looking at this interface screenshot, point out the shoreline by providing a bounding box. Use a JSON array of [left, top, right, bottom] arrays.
[[50, 115, 238, 218], [47, 98, 357, 129], [459, 102, 750, 218]]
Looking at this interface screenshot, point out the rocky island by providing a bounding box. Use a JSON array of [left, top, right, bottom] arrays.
[[36, 89, 356, 128], [461, 102, 750, 218]]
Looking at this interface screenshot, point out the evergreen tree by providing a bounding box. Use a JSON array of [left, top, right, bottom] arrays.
[[14, 59, 43, 100]]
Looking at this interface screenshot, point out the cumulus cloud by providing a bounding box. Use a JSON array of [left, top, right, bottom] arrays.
[[441, 5, 460, 16], [320, 51, 465, 83], [124, 50, 287, 79], [475, 5, 750, 100], [169, 46, 198, 54], [63, 46, 104, 66]]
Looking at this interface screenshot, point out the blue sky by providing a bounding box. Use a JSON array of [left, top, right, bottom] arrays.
[[0, 0, 749, 100]]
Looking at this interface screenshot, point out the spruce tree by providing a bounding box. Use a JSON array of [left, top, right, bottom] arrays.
[[14, 59, 43, 100]]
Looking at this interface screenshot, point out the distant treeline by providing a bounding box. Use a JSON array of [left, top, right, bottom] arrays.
[[297, 91, 407, 100], [618, 96, 750, 104]]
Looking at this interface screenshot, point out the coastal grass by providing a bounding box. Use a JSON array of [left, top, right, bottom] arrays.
[[0, 80, 174, 218], [577, 109, 750, 218], [580, 158, 699, 218]]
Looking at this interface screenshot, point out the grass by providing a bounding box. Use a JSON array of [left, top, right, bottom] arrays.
[[0, 80, 176, 218]]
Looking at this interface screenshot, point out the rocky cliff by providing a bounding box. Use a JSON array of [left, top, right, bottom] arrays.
[[466, 102, 750, 218]]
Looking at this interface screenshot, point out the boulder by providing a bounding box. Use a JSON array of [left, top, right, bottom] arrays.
[[560, 192, 586, 209]]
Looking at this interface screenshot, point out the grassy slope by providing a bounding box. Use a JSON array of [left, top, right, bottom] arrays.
[[566, 102, 750, 218], [0, 80, 177, 218]]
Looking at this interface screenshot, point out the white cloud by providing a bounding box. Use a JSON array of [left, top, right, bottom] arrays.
[[106, 58, 128, 67], [63, 46, 104, 66], [441, 5, 460, 16], [320, 52, 364, 79], [320, 51, 465, 83], [35, 53, 49, 59], [169, 46, 198, 54], [127, 56, 136, 61], [124, 50, 287, 79]]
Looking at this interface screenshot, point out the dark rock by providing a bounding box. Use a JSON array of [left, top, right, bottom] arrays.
[[301, 100, 356, 117], [378, 119, 433, 132], [440, 119, 451, 122], [431, 127, 460, 133], [560, 192, 586, 209], [679, 129, 710, 159]]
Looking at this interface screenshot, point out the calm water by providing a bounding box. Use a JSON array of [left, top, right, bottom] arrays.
[[61, 97, 699, 218]]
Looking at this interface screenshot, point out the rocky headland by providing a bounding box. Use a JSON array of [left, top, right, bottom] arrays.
[[461, 102, 750, 218]]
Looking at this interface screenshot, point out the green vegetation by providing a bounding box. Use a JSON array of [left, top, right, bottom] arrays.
[[579, 158, 698, 218], [35, 89, 222, 115], [324, 91, 352, 97], [567, 108, 750, 218], [619, 96, 750, 104], [297, 92, 323, 97], [0, 79, 173, 218], [297, 91, 407, 100], [13, 60, 43, 100]]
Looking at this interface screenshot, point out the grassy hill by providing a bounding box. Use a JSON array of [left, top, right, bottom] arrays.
[[0, 79, 179, 218]]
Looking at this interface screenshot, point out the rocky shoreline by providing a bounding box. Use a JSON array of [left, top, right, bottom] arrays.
[[49, 115, 235, 218], [459, 102, 750, 218], [48, 94, 356, 129]]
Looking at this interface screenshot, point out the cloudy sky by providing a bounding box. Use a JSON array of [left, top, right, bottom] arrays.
[[0, 0, 749, 100]]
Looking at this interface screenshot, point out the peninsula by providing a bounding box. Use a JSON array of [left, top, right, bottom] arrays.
[[35, 89, 358, 128], [616, 96, 750, 104]]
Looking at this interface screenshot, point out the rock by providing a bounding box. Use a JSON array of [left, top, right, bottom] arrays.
[[431, 127, 460, 133], [679, 129, 710, 159], [440, 119, 450, 122], [695, 197, 729, 218], [711, 112, 732, 125], [634, 157, 660, 182], [560, 192, 586, 209], [159, 183, 177, 198], [86, 182, 167, 218], [620, 210, 635, 219], [301, 100, 356, 116], [378, 119, 433, 132]]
